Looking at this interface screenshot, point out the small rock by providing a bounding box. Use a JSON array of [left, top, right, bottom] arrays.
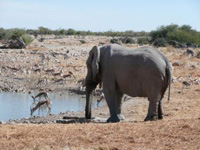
[[0, 37, 26, 49], [190, 65, 196, 69], [172, 62, 183, 66], [20, 49, 25, 54], [196, 52, 200, 58], [185, 49, 194, 57]]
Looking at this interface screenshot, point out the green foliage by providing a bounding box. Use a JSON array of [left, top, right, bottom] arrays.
[[0, 27, 150, 39], [66, 29, 76, 35], [0, 28, 6, 40], [153, 38, 168, 47], [137, 37, 150, 45], [150, 24, 200, 46], [26, 29, 39, 38], [38, 26, 52, 34], [0, 28, 33, 46], [121, 37, 135, 44], [80, 40, 86, 44], [7, 29, 26, 40], [110, 38, 120, 44], [21, 34, 34, 46]]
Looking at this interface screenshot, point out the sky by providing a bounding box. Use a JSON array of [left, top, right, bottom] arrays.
[[0, 0, 199, 32]]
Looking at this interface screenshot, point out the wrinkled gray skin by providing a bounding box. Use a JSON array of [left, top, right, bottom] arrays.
[[85, 44, 172, 122]]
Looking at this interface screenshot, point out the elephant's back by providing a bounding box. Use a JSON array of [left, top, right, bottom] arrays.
[[110, 46, 167, 70]]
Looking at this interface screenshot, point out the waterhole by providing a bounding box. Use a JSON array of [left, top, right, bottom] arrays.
[[0, 92, 104, 122]]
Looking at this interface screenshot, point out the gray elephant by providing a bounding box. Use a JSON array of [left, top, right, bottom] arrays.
[[85, 44, 172, 122]]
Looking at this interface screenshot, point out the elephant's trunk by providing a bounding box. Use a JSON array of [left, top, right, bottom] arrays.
[[85, 88, 93, 119]]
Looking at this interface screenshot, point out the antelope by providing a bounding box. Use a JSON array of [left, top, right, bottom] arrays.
[[182, 81, 191, 92], [30, 92, 52, 116], [52, 69, 63, 77], [97, 91, 105, 107]]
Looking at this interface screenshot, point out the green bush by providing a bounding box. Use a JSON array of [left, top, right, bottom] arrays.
[[66, 29, 76, 35], [38, 26, 52, 34], [0, 28, 6, 40], [80, 40, 86, 44], [121, 37, 135, 44], [137, 37, 150, 45], [21, 34, 34, 46], [7, 29, 26, 40], [150, 24, 200, 46], [153, 38, 168, 47], [0, 28, 34, 46], [110, 38, 120, 44]]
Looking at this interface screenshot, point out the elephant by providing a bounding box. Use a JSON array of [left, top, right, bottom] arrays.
[[85, 44, 172, 122]]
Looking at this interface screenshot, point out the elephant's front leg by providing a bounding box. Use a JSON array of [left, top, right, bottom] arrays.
[[116, 92, 125, 120], [104, 89, 120, 123]]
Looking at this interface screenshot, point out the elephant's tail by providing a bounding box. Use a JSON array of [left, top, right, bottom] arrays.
[[166, 62, 173, 102]]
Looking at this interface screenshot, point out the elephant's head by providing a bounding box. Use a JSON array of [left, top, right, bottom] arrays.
[[85, 46, 101, 119]]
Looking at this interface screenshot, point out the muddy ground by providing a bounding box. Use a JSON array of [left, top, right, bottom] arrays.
[[0, 36, 200, 149]]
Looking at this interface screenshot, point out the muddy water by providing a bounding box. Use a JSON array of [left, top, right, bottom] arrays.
[[0, 92, 104, 122]]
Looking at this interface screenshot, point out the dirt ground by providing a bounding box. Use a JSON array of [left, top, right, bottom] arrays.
[[0, 36, 200, 149]]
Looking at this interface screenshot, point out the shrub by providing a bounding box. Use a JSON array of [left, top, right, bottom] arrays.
[[80, 40, 86, 44], [110, 38, 120, 44], [38, 27, 52, 35], [168, 40, 185, 48], [137, 37, 150, 45], [7, 29, 26, 40], [66, 29, 76, 35], [0, 28, 6, 40], [21, 34, 34, 46], [38, 37, 45, 42], [150, 24, 200, 47], [121, 37, 135, 44], [153, 38, 168, 47]]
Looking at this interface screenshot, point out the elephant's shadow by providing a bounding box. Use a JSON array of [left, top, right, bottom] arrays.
[[56, 116, 107, 124]]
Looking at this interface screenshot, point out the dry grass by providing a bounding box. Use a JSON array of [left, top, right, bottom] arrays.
[[0, 119, 200, 150]]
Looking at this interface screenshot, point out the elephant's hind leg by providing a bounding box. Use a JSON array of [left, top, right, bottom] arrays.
[[158, 99, 164, 119], [144, 94, 161, 121]]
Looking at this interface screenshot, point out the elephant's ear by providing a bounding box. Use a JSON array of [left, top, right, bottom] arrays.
[[91, 46, 100, 81]]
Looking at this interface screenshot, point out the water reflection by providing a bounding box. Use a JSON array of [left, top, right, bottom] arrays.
[[0, 92, 104, 122]]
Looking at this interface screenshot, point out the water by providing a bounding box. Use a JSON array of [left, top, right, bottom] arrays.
[[0, 92, 104, 122]]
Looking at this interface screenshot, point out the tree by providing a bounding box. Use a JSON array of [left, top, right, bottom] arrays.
[[38, 27, 52, 34], [66, 29, 76, 35]]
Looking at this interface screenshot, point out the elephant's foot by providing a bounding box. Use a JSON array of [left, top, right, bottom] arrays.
[[158, 114, 164, 120], [117, 114, 125, 120], [107, 115, 120, 123], [144, 115, 158, 121]]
